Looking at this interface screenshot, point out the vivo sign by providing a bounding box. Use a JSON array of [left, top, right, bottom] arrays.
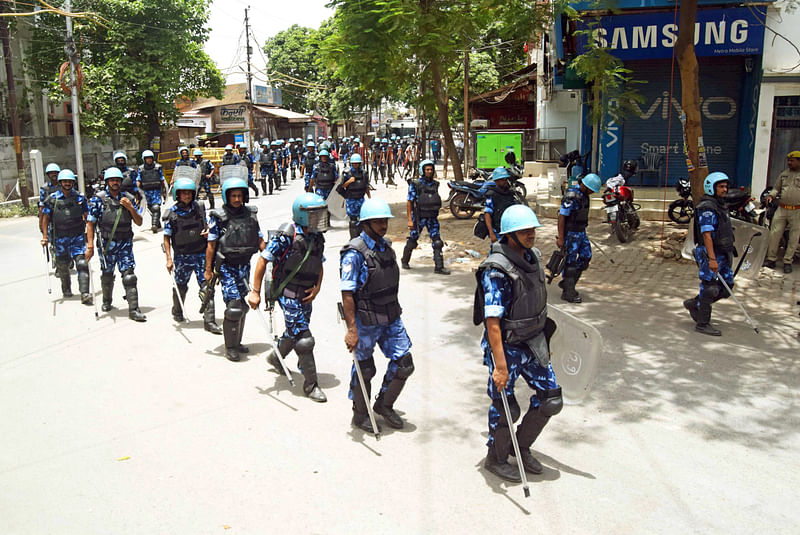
[[577, 7, 765, 60]]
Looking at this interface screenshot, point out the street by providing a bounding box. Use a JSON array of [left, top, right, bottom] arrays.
[[1, 176, 798, 534]]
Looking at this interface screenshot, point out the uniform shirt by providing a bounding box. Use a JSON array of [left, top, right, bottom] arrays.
[[39, 183, 60, 207], [559, 184, 586, 218], [41, 189, 88, 217], [260, 225, 326, 263], [696, 204, 720, 237], [195, 159, 214, 178], [340, 231, 391, 292], [163, 203, 204, 237], [407, 176, 436, 203], [207, 209, 263, 242], [770, 168, 800, 206]]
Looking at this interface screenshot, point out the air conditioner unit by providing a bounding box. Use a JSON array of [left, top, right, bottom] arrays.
[[470, 119, 488, 129]]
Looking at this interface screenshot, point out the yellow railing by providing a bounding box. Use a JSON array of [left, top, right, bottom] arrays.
[[157, 148, 228, 184]]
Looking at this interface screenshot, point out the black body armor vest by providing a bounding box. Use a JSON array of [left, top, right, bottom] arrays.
[[564, 189, 590, 232], [316, 162, 335, 188], [413, 179, 442, 218], [694, 195, 735, 255], [97, 191, 135, 242], [49, 192, 85, 237], [167, 202, 207, 255], [213, 205, 259, 265], [274, 225, 325, 297], [341, 236, 401, 326], [138, 164, 162, 191], [345, 168, 368, 199]]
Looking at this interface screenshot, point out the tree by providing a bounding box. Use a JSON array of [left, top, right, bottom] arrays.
[[263, 25, 320, 114], [26, 0, 224, 150]]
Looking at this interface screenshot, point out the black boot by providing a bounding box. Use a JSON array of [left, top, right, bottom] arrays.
[[352, 371, 380, 433], [223, 316, 242, 361], [298, 352, 327, 402], [57, 260, 73, 298], [101, 273, 114, 311], [373, 393, 404, 429], [401, 238, 416, 269], [75, 255, 90, 304], [560, 267, 582, 303], [433, 243, 450, 275], [172, 285, 188, 322], [512, 407, 549, 474], [483, 429, 522, 482], [234, 309, 250, 353], [122, 270, 147, 322], [683, 297, 700, 323], [695, 295, 721, 336], [203, 296, 222, 334], [267, 336, 294, 370], [249, 182, 259, 197]]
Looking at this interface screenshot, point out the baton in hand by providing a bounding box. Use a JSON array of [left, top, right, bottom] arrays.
[[489, 354, 530, 498], [337, 302, 380, 441], [244, 280, 295, 387], [717, 273, 759, 334], [42, 245, 52, 294]]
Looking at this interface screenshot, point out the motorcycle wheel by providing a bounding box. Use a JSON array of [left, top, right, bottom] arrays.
[[615, 206, 633, 242], [449, 192, 477, 219], [668, 199, 694, 224], [514, 182, 527, 201]]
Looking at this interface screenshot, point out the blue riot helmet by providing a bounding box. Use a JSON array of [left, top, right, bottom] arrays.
[[703, 171, 729, 196], [419, 159, 435, 176], [500, 204, 541, 235], [104, 167, 123, 181], [307, 141, 316, 148], [45, 163, 61, 175], [193, 149, 203, 157], [350, 154, 363, 165], [57, 169, 76, 182], [292, 192, 330, 232], [222, 177, 249, 204], [359, 197, 394, 222], [172, 177, 197, 201], [491, 167, 511, 181], [581, 173, 602, 193]]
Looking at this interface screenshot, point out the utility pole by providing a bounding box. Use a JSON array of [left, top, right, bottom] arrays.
[[244, 7, 254, 152], [0, 3, 30, 207], [463, 50, 469, 178], [65, 0, 85, 194]]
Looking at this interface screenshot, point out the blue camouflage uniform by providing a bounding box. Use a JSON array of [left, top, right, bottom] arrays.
[[87, 190, 137, 274], [694, 207, 734, 296], [42, 189, 88, 258], [164, 203, 207, 287], [207, 211, 263, 303], [343, 165, 367, 219], [138, 165, 165, 208], [302, 151, 317, 190], [559, 185, 592, 270], [39, 182, 60, 208], [480, 256, 559, 447], [312, 160, 339, 200], [407, 177, 441, 241], [196, 159, 215, 202], [341, 232, 412, 400]]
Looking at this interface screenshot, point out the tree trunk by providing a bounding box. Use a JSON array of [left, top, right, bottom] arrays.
[[430, 59, 463, 181], [676, 0, 708, 202]]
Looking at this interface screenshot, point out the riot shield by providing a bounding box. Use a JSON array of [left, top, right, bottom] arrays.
[[547, 304, 603, 404], [173, 165, 201, 186], [219, 165, 249, 185], [326, 176, 347, 220], [681, 218, 768, 280]]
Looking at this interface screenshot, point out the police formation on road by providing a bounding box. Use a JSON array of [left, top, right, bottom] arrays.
[[37, 140, 786, 491]]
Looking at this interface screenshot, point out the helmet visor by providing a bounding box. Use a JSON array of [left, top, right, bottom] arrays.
[[303, 206, 330, 233]]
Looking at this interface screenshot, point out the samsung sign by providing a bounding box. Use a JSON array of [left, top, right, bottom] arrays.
[[577, 7, 765, 60]]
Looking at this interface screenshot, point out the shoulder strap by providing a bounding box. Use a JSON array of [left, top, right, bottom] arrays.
[[270, 230, 313, 304]]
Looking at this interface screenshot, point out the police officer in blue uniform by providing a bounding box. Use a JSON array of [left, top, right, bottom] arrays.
[[311, 149, 338, 200], [247, 193, 330, 402], [205, 178, 265, 361], [683, 172, 735, 336], [174, 146, 193, 169], [112, 151, 139, 199], [288, 138, 301, 180], [221, 144, 238, 166], [40, 169, 91, 303], [484, 167, 520, 245], [237, 143, 260, 198], [339, 154, 371, 239], [301, 141, 317, 192], [475, 204, 561, 482], [137, 150, 166, 233], [86, 167, 147, 322], [163, 177, 222, 334], [259, 141, 278, 195], [401, 159, 450, 274], [556, 173, 601, 303], [340, 198, 414, 432], [39, 163, 62, 242], [193, 148, 216, 209]]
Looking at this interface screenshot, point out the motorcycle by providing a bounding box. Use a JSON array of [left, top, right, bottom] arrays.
[[602, 161, 641, 243], [668, 178, 694, 224], [725, 186, 758, 224], [559, 150, 591, 195], [446, 152, 527, 219]]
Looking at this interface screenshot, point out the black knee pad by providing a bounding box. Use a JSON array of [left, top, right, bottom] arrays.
[[537, 387, 563, 417], [492, 395, 521, 425], [74, 254, 88, 272], [225, 300, 244, 321], [359, 357, 377, 381], [122, 269, 137, 287], [295, 331, 315, 354], [432, 237, 444, 251], [700, 282, 721, 303], [406, 238, 418, 248], [394, 353, 415, 379]]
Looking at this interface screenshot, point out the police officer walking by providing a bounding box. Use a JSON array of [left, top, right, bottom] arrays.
[[86, 167, 147, 322], [764, 150, 800, 273], [39, 163, 61, 234], [237, 144, 259, 198], [113, 152, 139, 198], [556, 173, 601, 303], [484, 167, 520, 246], [339, 154, 371, 238], [259, 141, 278, 195], [683, 172, 736, 336], [301, 141, 317, 192], [175, 146, 193, 168], [401, 159, 450, 274], [205, 178, 265, 361], [311, 149, 338, 200], [163, 178, 222, 334], [40, 169, 92, 304], [193, 149, 217, 209], [247, 193, 330, 402], [221, 144, 237, 166], [474, 204, 561, 482], [340, 198, 415, 432], [137, 150, 166, 233]]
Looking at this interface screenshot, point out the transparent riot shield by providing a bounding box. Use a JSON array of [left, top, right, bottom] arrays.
[[173, 165, 202, 187], [219, 165, 249, 186], [325, 176, 347, 220], [681, 217, 768, 280], [547, 304, 603, 404]]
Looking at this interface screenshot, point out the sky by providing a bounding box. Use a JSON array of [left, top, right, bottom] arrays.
[[204, 0, 334, 85]]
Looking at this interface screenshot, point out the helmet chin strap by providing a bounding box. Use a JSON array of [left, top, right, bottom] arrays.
[[509, 231, 529, 252]]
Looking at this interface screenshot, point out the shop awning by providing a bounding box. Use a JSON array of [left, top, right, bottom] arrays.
[[254, 106, 311, 123]]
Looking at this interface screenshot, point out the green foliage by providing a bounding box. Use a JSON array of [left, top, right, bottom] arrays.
[[25, 0, 224, 145], [0, 203, 38, 219]]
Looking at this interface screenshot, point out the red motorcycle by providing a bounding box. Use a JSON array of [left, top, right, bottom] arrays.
[[602, 161, 641, 242]]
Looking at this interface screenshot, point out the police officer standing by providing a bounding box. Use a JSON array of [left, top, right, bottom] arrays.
[[484, 167, 520, 246], [221, 144, 237, 166], [401, 159, 450, 274], [237, 144, 259, 198], [340, 198, 415, 432], [86, 167, 147, 322], [301, 141, 317, 192], [311, 149, 338, 200], [764, 150, 800, 273], [339, 154, 371, 238], [247, 193, 329, 402], [193, 149, 217, 209], [175, 146, 193, 169], [556, 173, 601, 303], [163, 178, 222, 334], [137, 150, 166, 233], [683, 172, 736, 336], [474, 204, 561, 482], [205, 178, 265, 361], [113, 152, 139, 198], [40, 169, 92, 304], [259, 142, 277, 195]]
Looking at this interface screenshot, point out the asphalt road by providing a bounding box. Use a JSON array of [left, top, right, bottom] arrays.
[[1, 176, 797, 534]]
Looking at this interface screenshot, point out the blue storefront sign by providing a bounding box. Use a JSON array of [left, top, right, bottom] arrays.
[[577, 7, 766, 60], [572, 0, 770, 10]]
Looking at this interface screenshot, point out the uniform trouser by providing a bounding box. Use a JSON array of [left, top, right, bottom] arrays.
[[349, 316, 412, 405], [54, 235, 89, 295], [346, 198, 365, 239], [261, 172, 277, 195], [200, 181, 215, 208], [691, 246, 734, 324], [290, 160, 299, 178], [144, 189, 163, 229], [766, 206, 800, 263], [277, 294, 319, 393], [173, 253, 216, 323]]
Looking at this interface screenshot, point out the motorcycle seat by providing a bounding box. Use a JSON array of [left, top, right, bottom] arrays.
[[452, 180, 485, 190]]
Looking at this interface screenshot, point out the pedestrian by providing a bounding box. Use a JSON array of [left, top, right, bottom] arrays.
[[485, 167, 521, 246], [237, 144, 259, 198], [39, 169, 91, 304], [764, 150, 800, 273], [137, 149, 167, 233], [474, 204, 561, 482], [247, 192, 330, 402], [163, 178, 222, 334], [556, 173, 601, 303], [311, 149, 338, 200], [86, 167, 147, 322], [338, 153, 371, 238], [683, 172, 736, 336], [340, 198, 414, 432], [401, 159, 450, 274], [379, 138, 389, 184], [205, 178, 265, 361], [193, 149, 217, 209], [431, 137, 441, 163], [301, 141, 317, 192]]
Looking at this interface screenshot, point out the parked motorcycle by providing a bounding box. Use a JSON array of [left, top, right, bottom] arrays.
[[668, 180, 757, 225], [559, 150, 591, 195], [601, 161, 641, 243], [446, 152, 527, 219], [668, 178, 694, 224], [725, 186, 758, 224]]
